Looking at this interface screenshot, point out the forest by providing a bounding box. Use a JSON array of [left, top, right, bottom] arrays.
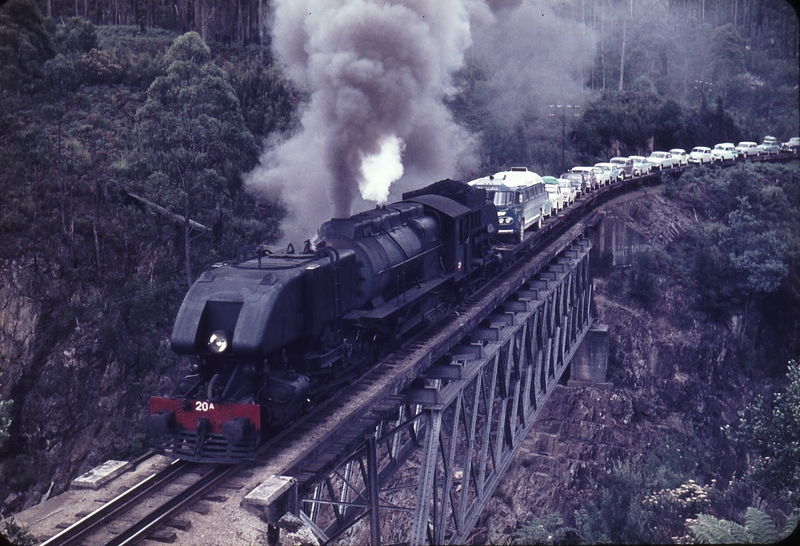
[[0, 0, 798, 543]]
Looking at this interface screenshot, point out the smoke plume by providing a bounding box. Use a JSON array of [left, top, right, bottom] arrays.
[[245, 0, 596, 245], [246, 0, 478, 244], [471, 0, 596, 125]]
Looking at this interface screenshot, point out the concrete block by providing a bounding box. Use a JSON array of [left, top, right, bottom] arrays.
[[71, 460, 132, 490], [569, 324, 610, 385], [243, 475, 297, 524]]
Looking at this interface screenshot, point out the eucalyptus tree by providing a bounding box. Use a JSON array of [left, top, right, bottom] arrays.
[[135, 31, 258, 286]]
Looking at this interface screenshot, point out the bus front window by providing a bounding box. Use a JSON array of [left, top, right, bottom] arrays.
[[493, 191, 514, 206]]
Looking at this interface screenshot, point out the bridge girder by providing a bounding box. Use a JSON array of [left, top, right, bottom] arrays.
[[295, 237, 594, 545]]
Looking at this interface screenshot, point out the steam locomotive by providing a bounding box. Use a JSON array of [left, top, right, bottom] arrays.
[[148, 180, 505, 462]]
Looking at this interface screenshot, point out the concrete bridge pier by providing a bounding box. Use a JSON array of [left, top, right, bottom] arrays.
[[568, 323, 612, 387]]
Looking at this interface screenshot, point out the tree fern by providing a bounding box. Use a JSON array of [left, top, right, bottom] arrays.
[[691, 507, 798, 544], [783, 509, 800, 541], [743, 507, 779, 543], [690, 514, 748, 544]]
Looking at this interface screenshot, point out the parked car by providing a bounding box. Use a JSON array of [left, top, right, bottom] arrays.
[[570, 166, 600, 191], [542, 176, 575, 209], [609, 157, 635, 179], [629, 155, 653, 175], [556, 178, 576, 205], [669, 148, 689, 166], [595, 162, 621, 184], [711, 143, 737, 162], [780, 137, 800, 153], [560, 172, 587, 197], [647, 151, 677, 170], [760, 136, 780, 155], [688, 146, 713, 164], [735, 141, 761, 157], [543, 179, 565, 213]]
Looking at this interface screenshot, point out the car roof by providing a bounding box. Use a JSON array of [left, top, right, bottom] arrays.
[[669, 148, 686, 153], [737, 141, 757, 145], [486, 169, 545, 187]]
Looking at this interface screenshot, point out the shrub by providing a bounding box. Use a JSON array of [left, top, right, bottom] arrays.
[[511, 513, 579, 545], [2, 519, 38, 546], [76, 48, 123, 85], [51, 17, 97, 55]]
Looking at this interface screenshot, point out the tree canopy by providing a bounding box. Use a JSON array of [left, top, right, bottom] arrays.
[[725, 360, 800, 496], [135, 31, 258, 285], [0, 0, 55, 92]]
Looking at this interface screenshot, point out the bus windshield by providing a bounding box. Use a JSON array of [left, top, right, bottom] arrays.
[[489, 191, 514, 206]]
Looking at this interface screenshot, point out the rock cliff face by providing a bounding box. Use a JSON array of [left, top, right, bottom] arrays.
[[0, 257, 187, 515], [470, 189, 788, 543]]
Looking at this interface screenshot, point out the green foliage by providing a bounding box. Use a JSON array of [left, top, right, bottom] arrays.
[[573, 91, 663, 160], [721, 204, 790, 294], [2, 518, 38, 546], [51, 17, 98, 55], [511, 513, 578, 545], [725, 360, 800, 497], [574, 89, 743, 161], [135, 31, 259, 284], [690, 507, 799, 544], [0, 0, 55, 93], [671, 163, 799, 320], [224, 57, 301, 138], [76, 48, 123, 85], [711, 24, 746, 82], [574, 428, 713, 544], [43, 52, 80, 92]]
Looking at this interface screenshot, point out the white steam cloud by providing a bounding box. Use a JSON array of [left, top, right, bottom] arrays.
[[360, 135, 405, 204], [245, 0, 596, 245]]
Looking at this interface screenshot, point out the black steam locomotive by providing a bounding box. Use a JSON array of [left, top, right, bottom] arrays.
[[148, 181, 504, 462]]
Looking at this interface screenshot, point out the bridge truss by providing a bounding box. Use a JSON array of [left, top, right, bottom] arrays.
[[294, 237, 593, 545]]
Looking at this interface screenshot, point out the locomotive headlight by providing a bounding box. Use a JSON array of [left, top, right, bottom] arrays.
[[208, 330, 231, 354]]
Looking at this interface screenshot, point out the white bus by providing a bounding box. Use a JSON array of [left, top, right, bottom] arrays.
[[468, 167, 552, 243]]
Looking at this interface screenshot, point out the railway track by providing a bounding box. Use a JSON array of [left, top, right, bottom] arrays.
[[39, 458, 241, 546]]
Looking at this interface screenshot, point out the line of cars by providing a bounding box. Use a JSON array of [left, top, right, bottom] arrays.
[[467, 135, 798, 244]]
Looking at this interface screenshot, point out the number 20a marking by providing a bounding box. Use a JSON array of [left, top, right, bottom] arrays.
[[195, 401, 215, 412]]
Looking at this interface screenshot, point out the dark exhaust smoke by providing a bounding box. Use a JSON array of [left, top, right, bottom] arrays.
[[245, 0, 596, 245]]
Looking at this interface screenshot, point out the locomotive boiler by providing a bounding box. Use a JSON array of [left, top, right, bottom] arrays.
[[148, 181, 501, 462]]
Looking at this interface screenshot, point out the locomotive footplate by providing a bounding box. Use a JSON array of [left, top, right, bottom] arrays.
[[149, 397, 261, 463]]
